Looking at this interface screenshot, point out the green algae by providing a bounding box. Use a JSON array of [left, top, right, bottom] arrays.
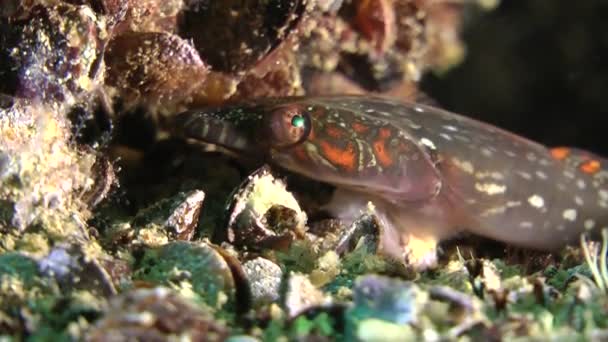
[[133, 241, 236, 309]]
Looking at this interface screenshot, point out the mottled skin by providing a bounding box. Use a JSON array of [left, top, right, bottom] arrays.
[[172, 96, 608, 268]]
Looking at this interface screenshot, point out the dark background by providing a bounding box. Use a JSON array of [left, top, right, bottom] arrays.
[[422, 0, 608, 155]]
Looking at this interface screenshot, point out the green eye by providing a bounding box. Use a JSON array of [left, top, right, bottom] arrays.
[[291, 115, 305, 128]]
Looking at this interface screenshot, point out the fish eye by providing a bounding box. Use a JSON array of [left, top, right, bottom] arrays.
[[291, 114, 306, 129], [267, 105, 310, 148]]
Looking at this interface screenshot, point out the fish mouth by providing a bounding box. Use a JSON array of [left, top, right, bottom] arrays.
[[171, 106, 265, 154]]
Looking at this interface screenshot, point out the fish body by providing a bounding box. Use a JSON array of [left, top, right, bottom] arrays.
[[173, 96, 608, 268]]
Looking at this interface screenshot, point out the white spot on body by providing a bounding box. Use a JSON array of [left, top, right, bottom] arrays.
[[528, 194, 545, 208], [577, 179, 586, 190], [439, 133, 452, 141], [584, 219, 596, 230], [520, 221, 534, 229], [507, 201, 522, 208], [505, 150, 517, 158], [517, 171, 533, 180], [599, 190, 608, 201], [452, 158, 474, 174], [475, 182, 507, 195], [481, 148, 493, 157], [454, 135, 471, 143], [443, 125, 458, 132], [563, 171, 576, 179], [536, 171, 548, 180], [475, 171, 505, 180], [414, 106, 424, 113], [419, 137, 437, 150], [481, 206, 507, 217], [562, 209, 577, 222], [492, 172, 505, 180]]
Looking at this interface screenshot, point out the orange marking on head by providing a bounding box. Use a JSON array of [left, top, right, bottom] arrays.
[[550, 147, 570, 160], [319, 140, 357, 172], [352, 122, 369, 134], [580, 159, 601, 174], [325, 124, 346, 139], [373, 140, 393, 167], [372, 127, 394, 167]]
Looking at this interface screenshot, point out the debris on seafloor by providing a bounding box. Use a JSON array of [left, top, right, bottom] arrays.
[[1, 0, 607, 340], [243, 257, 283, 305]]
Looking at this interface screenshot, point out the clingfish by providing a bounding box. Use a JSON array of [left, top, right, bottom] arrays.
[[171, 96, 608, 269]]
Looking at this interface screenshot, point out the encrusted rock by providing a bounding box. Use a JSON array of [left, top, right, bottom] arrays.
[[85, 287, 230, 341]]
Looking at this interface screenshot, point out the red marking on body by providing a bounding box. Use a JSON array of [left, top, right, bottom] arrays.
[[352, 122, 370, 134], [319, 140, 357, 172], [579, 159, 601, 174], [550, 147, 570, 160], [378, 127, 392, 138], [373, 127, 393, 167], [325, 124, 347, 140]]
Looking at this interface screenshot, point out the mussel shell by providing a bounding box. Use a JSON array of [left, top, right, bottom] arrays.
[[178, 0, 308, 73]]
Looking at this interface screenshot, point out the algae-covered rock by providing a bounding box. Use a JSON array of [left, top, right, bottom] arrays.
[[0, 100, 96, 243]]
